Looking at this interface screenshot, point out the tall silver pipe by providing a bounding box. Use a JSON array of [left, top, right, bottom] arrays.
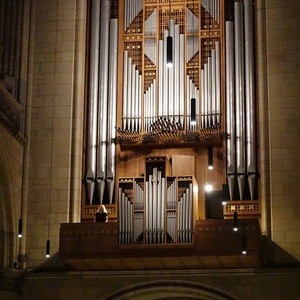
[[138, 74, 142, 131], [174, 25, 180, 123], [163, 29, 168, 116], [122, 51, 128, 129], [211, 48, 216, 126], [135, 69, 140, 131], [86, 0, 100, 204], [179, 34, 185, 125], [127, 56, 132, 130], [168, 20, 175, 119], [106, 18, 118, 204], [207, 56, 212, 127], [204, 63, 208, 128], [201, 69, 205, 128], [96, 0, 110, 204], [131, 64, 136, 130], [216, 41, 221, 124], [235, 2, 245, 200], [244, 0, 256, 200], [226, 21, 235, 200], [158, 40, 163, 116]]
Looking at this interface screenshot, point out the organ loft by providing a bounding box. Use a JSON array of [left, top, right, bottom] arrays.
[[59, 0, 262, 270]]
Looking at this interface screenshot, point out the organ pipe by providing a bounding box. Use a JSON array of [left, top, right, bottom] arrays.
[[244, 0, 257, 200], [234, 2, 246, 200], [106, 18, 118, 204], [96, 0, 110, 204], [225, 20, 235, 201], [85, 0, 100, 204]]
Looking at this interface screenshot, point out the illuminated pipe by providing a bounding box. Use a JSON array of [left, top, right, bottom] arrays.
[[244, 0, 257, 200], [106, 18, 118, 204], [235, 2, 246, 200], [203, 63, 208, 128], [122, 51, 128, 129], [96, 0, 110, 204], [216, 41, 221, 124], [158, 40, 163, 116], [85, 0, 100, 204], [163, 30, 168, 116], [225, 20, 235, 200], [174, 25, 180, 123], [207, 56, 212, 127], [211, 48, 216, 126], [179, 34, 185, 125]]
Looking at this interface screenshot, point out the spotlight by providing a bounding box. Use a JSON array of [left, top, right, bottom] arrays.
[[18, 219, 22, 238], [242, 236, 247, 254], [46, 240, 50, 258], [208, 146, 213, 170], [204, 184, 213, 192], [233, 211, 238, 231]]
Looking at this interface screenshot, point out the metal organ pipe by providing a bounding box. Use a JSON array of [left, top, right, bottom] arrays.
[[234, 2, 246, 200], [215, 41, 221, 125], [106, 18, 118, 204], [244, 0, 256, 200], [86, 0, 100, 204], [225, 21, 235, 201], [96, 0, 110, 204]]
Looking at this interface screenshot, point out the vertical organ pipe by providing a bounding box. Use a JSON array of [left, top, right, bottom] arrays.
[[216, 41, 221, 124], [86, 0, 100, 204], [226, 21, 235, 200], [234, 2, 246, 200], [244, 0, 257, 200], [96, 0, 110, 204], [106, 18, 118, 204], [122, 51, 128, 129]]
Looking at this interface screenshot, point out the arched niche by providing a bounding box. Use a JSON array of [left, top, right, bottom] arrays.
[[102, 280, 237, 300]]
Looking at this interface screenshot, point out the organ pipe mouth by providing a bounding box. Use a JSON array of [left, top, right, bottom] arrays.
[[166, 36, 173, 67]]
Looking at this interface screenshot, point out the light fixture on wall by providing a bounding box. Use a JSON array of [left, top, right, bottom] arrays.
[[46, 239, 51, 257], [208, 146, 213, 170], [242, 236, 247, 254], [18, 218, 22, 238], [233, 211, 238, 231], [166, 0, 173, 67]]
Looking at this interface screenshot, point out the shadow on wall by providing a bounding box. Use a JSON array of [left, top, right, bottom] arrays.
[[262, 235, 300, 267]]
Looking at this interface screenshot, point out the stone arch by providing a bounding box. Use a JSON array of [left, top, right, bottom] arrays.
[[0, 138, 16, 268], [102, 280, 237, 300]]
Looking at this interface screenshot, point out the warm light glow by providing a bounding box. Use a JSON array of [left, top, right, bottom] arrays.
[[222, 201, 227, 206], [204, 184, 213, 192], [167, 62, 173, 68], [233, 227, 238, 232], [191, 120, 196, 126], [208, 165, 213, 170], [242, 250, 247, 255]]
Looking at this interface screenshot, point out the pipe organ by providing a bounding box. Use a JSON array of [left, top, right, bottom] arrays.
[[82, 0, 259, 224], [118, 157, 197, 244]]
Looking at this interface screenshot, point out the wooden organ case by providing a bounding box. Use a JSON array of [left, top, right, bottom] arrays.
[[67, 0, 263, 269]]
